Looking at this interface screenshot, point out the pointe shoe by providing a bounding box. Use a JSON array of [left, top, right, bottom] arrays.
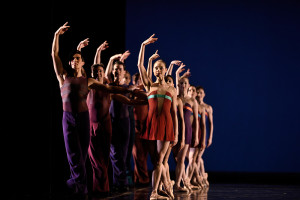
[[204, 173, 209, 187], [183, 179, 193, 194], [197, 176, 205, 189], [173, 185, 189, 193], [158, 188, 169, 197], [150, 191, 169, 200], [164, 184, 174, 200], [190, 180, 202, 190]]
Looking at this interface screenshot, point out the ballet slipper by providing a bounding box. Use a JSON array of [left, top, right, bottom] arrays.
[[163, 184, 174, 200], [183, 179, 193, 194], [150, 190, 169, 200], [196, 175, 205, 189], [190, 180, 202, 190], [158, 188, 169, 197], [204, 173, 209, 187], [173, 185, 189, 193], [170, 180, 175, 194]]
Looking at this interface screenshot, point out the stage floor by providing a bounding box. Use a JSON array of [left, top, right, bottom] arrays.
[[92, 183, 300, 200], [37, 184, 300, 200], [15, 183, 300, 199]]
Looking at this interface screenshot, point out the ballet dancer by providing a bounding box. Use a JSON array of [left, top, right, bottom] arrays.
[[138, 34, 178, 200]]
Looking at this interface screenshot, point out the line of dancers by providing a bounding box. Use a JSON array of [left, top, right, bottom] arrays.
[[51, 22, 214, 199]]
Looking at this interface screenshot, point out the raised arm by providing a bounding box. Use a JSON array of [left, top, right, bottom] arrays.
[[105, 54, 122, 83], [137, 34, 158, 92], [120, 50, 131, 63], [51, 22, 70, 87], [94, 41, 109, 64], [147, 50, 159, 81], [175, 63, 186, 95], [180, 68, 191, 80], [166, 60, 181, 76], [77, 38, 89, 52]]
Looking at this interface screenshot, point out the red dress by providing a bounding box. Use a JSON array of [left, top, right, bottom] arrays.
[[141, 90, 174, 141]]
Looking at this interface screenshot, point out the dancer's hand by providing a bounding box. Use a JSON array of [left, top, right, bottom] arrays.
[[170, 60, 181, 66], [55, 22, 70, 35], [120, 50, 131, 62], [207, 138, 212, 148], [172, 136, 178, 147], [142, 34, 158, 45], [110, 53, 122, 60], [181, 68, 191, 78], [149, 50, 160, 60], [77, 38, 89, 51], [97, 40, 109, 51], [194, 137, 199, 147], [176, 63, 186, 75], [180, 140, 185, 150], [200, 140, 206, 151]]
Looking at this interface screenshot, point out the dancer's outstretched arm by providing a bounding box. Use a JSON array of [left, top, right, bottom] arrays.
[[77, 38, 89, 51], [120, 50, 131, 63], [51, 22, 70, 87], [175, 63, 186, 96], [94, 41, 109, 64], [147, 50, 159, 81], [105, 53, 122, 82], [166, 60, 181, 76], [137, 34, 158, 92], [105, 50, 130, 83], [111, 94, 148, 105]]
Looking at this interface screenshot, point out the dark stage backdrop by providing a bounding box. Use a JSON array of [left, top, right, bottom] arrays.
[[125, 0, 300, 173]]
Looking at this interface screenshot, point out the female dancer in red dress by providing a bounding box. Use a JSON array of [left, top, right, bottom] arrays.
[[138, 34, 178, 199]]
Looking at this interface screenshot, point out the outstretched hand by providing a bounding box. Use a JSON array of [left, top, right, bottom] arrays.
[[149, 50, 160, 60], [143, 34, 158, 45], [182, 68, 191, 78], [77, 38, 89, 51], [176, 63, 186, 75], [170, 60, 181, 66], [98, 41, 109, 51], [120, 50, 131, 62], [55, 22, 70, 35]]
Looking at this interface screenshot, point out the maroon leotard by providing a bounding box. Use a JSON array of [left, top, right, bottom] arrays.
[[60, 76, 88, 113]]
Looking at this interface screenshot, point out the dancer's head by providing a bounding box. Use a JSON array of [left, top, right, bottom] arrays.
[[67, 50, 86, 77], [132, 73, 142, 86], [165, 75, 174, 86], [188, 85, 197, 98], [69, 50, 85, 70], [91, 63, 105, 81], [196, 86, 205, 101], [178, 77, 190, 93], [153, 59, 167, 80], [112, 60, 126, 82], [122, 70, 131, 85]]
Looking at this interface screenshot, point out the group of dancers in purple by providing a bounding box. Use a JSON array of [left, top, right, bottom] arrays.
[[52, 22, 214, 199]]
